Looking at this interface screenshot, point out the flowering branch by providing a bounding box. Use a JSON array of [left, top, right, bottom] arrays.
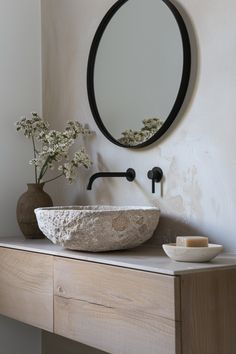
[[16, 113, 92, 184], [118, 118, 164, 146]]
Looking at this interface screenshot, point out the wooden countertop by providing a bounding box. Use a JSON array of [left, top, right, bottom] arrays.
[[0, 237, 236, 275]]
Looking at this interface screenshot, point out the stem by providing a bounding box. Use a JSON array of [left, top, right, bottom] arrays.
[[37, 156, 51, 184], [43, 173, 64, 185], [32, 136, 38, 183], [40, 165, 49, 180]]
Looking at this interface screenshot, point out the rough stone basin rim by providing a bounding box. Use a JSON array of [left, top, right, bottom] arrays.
[[35, 206, 160, 252]]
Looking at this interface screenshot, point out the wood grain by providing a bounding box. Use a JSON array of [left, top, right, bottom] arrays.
[[54, 258, 181, 354], [181, 269, 236, 354], [0, 247, 53, 331]]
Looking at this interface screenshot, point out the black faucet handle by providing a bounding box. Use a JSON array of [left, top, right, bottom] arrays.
[[147, 167, 163, 182], [147, 167, 163, 193]]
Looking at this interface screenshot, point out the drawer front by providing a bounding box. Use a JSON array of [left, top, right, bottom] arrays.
[[0, 248, 53, 331], [54, 258, 181, 354]]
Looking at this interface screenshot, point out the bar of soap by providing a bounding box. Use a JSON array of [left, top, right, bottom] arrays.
[[176, 236, 209, 247]]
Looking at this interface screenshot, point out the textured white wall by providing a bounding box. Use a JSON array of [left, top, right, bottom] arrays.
[[42, 0, 236, 253], [0, 0, 42, 353], [0, 0, 42, 238]]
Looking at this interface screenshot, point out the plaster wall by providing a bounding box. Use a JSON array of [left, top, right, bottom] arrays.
[[42, 0, 236, 254], [0, 0, 42, 238], [0, 0, 42, 353]]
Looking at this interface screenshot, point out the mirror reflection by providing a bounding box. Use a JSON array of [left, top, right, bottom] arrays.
[[88, 0, 191, 147]]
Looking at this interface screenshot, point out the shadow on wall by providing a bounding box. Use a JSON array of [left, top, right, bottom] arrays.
[[145, 214, 205, 247]]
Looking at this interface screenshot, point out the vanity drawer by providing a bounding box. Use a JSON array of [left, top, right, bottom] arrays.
[[0, 248, 53, 331], [54, 258, 181, 354]]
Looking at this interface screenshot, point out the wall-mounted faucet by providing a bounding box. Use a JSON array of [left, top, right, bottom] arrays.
[[87, 168, 136, 190], [147, 167, 163, 194]]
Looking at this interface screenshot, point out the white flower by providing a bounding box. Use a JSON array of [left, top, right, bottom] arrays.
[[118, 117, 164, 145], [16, 113, 92, 184], [15, 113, 49, 138], [58, 148, 92, 183]]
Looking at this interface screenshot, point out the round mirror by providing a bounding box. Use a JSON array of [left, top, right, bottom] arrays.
[[87, 0, 191, 148]]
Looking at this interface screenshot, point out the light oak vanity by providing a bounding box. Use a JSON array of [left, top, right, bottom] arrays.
[[0, 239, 235, 354]]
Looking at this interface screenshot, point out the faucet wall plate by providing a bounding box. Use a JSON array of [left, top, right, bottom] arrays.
[[147, 167, 163, 182], [126, 168, 136, 181]]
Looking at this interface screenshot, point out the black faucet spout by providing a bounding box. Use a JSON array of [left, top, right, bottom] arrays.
[[87, 168, 136, 190]]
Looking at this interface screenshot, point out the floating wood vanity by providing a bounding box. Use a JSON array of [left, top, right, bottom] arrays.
[[0, 239, 235, 354]]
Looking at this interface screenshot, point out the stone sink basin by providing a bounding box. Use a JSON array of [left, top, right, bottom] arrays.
[[35, 206, 160, 252]]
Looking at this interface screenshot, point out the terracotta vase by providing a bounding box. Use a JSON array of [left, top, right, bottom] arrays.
[[16, 183, 53, 239]]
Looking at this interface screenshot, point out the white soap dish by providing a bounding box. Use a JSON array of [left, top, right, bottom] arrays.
[[162, 243, 223, 263]]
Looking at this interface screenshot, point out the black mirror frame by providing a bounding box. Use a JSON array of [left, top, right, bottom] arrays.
[[87, 0, 191, 149]]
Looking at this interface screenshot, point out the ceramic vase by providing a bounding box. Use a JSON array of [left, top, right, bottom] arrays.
[[16, 183, 53, 239]]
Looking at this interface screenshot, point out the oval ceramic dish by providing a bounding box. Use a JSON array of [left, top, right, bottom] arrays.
[[162, 243, 223, 263]]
